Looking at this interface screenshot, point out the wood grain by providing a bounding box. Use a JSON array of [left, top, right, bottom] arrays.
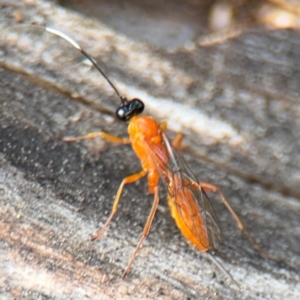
[[1, 1, 300, 299]]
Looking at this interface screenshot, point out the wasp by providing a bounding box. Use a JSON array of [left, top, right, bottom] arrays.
[[43, 27, 270, 280]]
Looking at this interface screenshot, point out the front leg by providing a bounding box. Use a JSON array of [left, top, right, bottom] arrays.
[[63, 132, 130, 144]]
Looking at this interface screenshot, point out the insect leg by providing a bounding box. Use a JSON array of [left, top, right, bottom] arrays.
[[63, 132, 130, 144], [199, 181, 272, 259], [123, 185, 160, 278], [159, 121, 183, 148], [92, 169, 148, 241], [171, 133, 183, 149], [160, 121, 167, 131]]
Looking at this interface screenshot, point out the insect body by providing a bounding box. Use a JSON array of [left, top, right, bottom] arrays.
[[44, 27, 269, 279], [66, 96, 224, 277]]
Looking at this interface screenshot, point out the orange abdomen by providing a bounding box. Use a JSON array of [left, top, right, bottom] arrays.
[[168, 191, 210, 251]]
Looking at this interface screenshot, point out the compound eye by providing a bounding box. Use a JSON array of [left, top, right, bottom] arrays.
[[131, 99, 144, 114]]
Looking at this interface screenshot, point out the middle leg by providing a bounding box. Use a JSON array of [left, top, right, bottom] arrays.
[[92, 169, 147, 241]]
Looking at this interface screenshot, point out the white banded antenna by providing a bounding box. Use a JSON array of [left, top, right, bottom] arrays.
[[44, 26, 124, 102], [46, 27, 81, 51]]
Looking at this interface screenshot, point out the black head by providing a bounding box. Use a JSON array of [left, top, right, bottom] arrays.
[[116, 98, 144, 122]]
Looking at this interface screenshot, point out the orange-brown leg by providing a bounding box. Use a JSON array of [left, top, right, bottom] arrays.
[[92, 170, 148, 241], [160, 121, 167, 131], [63, 132, 130, 144], [199, 181, 272, 259], [123, 185, 160, 278], [159, 121, 183, 149], [172, 133, 183, 149]]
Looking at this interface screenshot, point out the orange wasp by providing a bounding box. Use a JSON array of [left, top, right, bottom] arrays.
[[45, 27, 270, 279]]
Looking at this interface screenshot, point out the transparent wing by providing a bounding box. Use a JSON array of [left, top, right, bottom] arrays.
[[146, 132, 222, 250]]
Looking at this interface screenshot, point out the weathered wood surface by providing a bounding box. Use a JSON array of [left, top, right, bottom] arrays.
[[0, 1, 300, 299]]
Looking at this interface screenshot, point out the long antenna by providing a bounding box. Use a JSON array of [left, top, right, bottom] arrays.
[[45, 27, 126, 104]]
